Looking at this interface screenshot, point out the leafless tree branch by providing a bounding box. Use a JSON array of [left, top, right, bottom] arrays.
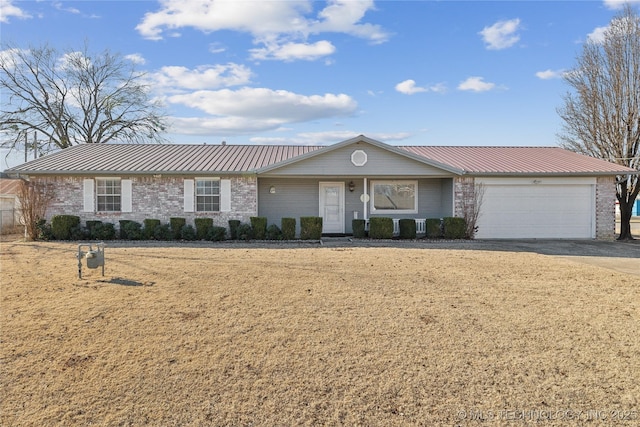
[[557, 5, 640, 240], [0, 43, 168, 154]]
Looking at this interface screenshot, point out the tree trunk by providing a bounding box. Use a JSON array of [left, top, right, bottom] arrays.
[[617, 198, 635, 240]]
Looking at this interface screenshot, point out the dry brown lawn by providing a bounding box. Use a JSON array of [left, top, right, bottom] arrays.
[[1, 240, 639, 426]]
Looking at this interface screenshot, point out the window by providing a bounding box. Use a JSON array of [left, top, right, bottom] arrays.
[[96, 178, 121, 212], [196, 179, 220, 212], [371, 180, 418, 214]]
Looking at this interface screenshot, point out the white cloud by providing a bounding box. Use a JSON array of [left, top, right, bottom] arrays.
[[168, 87, 356, 120], [395, 79, 427, 95], [395, 79, 447, 95], [603, 0, 640, 10], [136, 0, 388, 61], [310, 0, 389, 44], [587, 25, 608, 43], [208, 42, 226, 54], [535, 69, 565, 79], [250, 130, 411, 145], [479, 18, 521, 50], [0, 0, 32, 23], [169, 116, 280, 135], [53, 1, 80, 14], [458, 76, 496, 92], [165, 87, 357, 135], [250, 40, 336, 61], [587, 13, 639, 44], [0, 48, 24, 69], [151, 63, 252, 90], [136, 0, 311, 40], [124, 53, 146, 65]]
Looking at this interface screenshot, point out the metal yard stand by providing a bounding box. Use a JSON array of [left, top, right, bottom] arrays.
[[78, 242, 105, 279]]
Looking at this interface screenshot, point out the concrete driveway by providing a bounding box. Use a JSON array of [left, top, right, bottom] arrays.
[[320, 237, 640, 277], [458, 239, 640, 277]]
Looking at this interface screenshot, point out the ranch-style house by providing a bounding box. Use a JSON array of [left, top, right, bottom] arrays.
[[6, 135, 636, 240]]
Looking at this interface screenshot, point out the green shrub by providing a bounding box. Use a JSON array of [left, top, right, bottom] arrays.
[[143, 219, 161, 240], [398, 219, 416, 239], [228, 220, 241, 240], [154, 224, 173, 241], [119, 220, 133, 239], [250, 216, 268, 240], [443, 217, 467, 239], [194, 218, 213, 240], [352, 219, 366, 238], [300, 216, 322, 240], [93, 222, 117, 240], [207, 226, 227, 242], [122, 221, 143, 240], [266, 224, 282, 240], [70, 225, 89, 240], [36, 219, 53, 241], [236, 223, 253, 241], [369, 217, 393, 239], [87, 220, 102, 239], [170, 217, 186, 240], [181, 224, 197, 241], [50, 215, 80, 240], [85, 220, 103, 239], [281, 218, 296, 240], [426, 218, 443, 239]]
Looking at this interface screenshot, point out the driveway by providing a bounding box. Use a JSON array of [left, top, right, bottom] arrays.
[[320, 237, 640, 277], [457, 239, 640, 277]]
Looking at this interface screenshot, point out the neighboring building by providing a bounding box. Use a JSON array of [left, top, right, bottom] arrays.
[[615, 200, 640, 217], [5, 136, 637, 240], [0, 178, 22, 232]]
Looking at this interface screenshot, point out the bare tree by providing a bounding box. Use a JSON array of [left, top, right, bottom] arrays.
[[0, 43, 168, 154], [461, 182, 485, 239], [17, 179, 55, 241], [558, 5, 640, 240]]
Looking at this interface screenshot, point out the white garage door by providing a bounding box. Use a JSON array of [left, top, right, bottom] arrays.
[[475, 178, 595, 239]]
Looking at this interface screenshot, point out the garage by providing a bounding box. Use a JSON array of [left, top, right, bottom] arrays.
[[475, 177, 596, 239]]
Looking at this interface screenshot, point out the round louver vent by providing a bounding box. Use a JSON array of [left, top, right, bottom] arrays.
[[351, 149, 368, 166]]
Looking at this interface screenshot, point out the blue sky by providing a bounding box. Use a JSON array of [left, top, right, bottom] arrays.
[[1, 0, 639, 169]]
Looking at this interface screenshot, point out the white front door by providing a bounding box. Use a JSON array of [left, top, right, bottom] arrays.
[[319, 182, 345, 233]]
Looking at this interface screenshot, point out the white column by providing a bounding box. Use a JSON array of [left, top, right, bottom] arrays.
[[363, 177, 368, 219]]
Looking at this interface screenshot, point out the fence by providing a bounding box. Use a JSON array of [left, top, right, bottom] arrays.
[[0, 208, 22, 233]]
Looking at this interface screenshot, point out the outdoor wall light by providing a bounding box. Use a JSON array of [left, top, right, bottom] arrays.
[[269, 185, 276, 194], [348, 181, 355, 192]]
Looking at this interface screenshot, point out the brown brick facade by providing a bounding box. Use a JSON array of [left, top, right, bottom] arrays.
[[595, 176, 616, 240], [453, 177, 475, 219], [35, 175, 257, 230]]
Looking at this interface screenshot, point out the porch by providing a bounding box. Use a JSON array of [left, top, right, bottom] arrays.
[[363, 218, 428, 237]]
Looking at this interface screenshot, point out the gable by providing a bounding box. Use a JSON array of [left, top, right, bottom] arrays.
[[258, 138, 458, 177]]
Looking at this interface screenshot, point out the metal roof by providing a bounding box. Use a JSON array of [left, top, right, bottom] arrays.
[[7, 143, 321, 175], [400, 146, 637, 175], [5, 140, 637, 176]]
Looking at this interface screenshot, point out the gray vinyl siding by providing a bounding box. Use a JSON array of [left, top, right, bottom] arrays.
[[262, 143, 451, 177], [258, 178, 319, 235], [440, 178, 454, 218], [258, 177, 454, 235]]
